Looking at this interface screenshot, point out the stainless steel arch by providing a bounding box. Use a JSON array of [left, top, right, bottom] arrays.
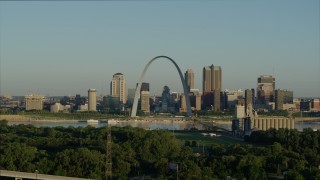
[[131, 56, 192, 117]]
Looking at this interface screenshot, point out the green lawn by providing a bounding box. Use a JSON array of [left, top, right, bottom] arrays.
[[174, 131, 247, 147]]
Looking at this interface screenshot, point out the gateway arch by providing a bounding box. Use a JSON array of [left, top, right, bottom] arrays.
[[131, 56, 192, 117]]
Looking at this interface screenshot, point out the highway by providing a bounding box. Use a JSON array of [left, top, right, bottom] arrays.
[[0, 170, 93, 180]]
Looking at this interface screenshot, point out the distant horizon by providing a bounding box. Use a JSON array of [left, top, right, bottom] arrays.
[[1, 1, 319, 97], [2, 91, 320, 100]]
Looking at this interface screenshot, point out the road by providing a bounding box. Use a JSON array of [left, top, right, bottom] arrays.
[[0, 170, 93, 180]]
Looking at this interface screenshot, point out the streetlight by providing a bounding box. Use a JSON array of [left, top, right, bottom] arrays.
[[35, 170, 38, 179]]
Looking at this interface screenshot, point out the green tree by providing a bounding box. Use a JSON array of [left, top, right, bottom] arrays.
[[236, 154, 267, 180], [0, 142, 37, 172]]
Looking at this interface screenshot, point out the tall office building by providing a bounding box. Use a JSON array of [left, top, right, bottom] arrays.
[[224, 89, 243, 110], [140, 91, 150, 113], [203, 65, 222, 93], [103, 95, 120, 110], [136, 82, 150, 113], [275, 89, 284, 110], [211, 66, 222, 91], [257, 75, 275, 104], [185, 69, 195, 92], [245, 89, 253, 115], [127, 88, 136, 105], [283, 90, 293, 104], [25, 94, 44, 111], [202, 65, 222, 111], [137, 82, 150, 92], [88, 89, 97, 111], [180, 94, 187, 113], [110, 73, 127, 104], [251, 88, 255, 105]]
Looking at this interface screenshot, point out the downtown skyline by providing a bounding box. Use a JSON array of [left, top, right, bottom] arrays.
[[0, 1, 319, 97]]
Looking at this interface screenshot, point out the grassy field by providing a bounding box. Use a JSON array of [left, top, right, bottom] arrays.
[[174, 131, 247, 148]]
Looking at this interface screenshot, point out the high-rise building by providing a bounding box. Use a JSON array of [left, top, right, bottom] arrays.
[[183, 90, 202, 112], [141, 91, 150, 113], [257, 75, 275, 104], [283, 90, 293, 104], [110, 73, 127, 104], [127, 88, 136, 105], [213, 89, 220, 111], [251, 88, 255, 105], [185, 69, 195, 92], [211, 66, 222, 91], [103, 95, 120, 110], [235, 105, 245, 119], [203, 66, 212, 93], [245, 89, 253, 115], [88, 89, 97, 111], [275, 89, 284, 110], [25, 94, 44, 111], [137, 82, 150, 92], [300, 100, 311, 112], [225, 89, 243, 110], [180, 94, 187, 113], [202, 65, 222, 111]]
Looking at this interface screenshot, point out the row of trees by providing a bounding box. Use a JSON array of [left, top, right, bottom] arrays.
[[1, 120, 320, 179]]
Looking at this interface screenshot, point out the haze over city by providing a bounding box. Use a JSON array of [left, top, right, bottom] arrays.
[[0, 0, 319, 97]]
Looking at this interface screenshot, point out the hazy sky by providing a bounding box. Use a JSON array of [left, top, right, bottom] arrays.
[[0, 1, 319, 97]]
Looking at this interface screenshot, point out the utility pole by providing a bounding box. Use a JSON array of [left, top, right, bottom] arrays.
[[106, 126, 112, 180]]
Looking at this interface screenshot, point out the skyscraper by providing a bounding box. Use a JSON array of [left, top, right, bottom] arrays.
[[203, 66, 212, 93], [127, 88, 136, 106], [257, 75, 275, 104], [137, 82, 150, 113], [283, 90, 293, 104], [245, 89, 253, 115], [275, 89, 284, 110], [185, 69, 194, 91], [202, 65, 222, 111], [251, 88, 255, 105], [141, 91, 150, 113], [211, 66, 222, 91], [180, 94, 187, 113], [137, 82, 150, 92], [110, 73, 127, 104], [88, 89, 97, 111]]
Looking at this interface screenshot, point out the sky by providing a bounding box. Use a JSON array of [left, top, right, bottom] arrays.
[[0, 0, 319, 97]]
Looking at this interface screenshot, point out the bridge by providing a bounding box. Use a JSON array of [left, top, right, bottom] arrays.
[[0, 170, 93, 180]]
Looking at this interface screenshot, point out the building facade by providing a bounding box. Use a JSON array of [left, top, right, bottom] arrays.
[[88, 89, 97, 111], [127, 88, 136, 106], [110, 73, 127, 104], [252, 117, 294, 131], [257, 75, 275, 104], [50, 103, 64, 113], [311, 99, 320, 112], [25, 94, 44, 111], [185, 69, 195, 92], [283, 90, 293, 104], [202, 65, 222, 111], [275, 89, 284, 110], [235, 104, 245, 119], [225, 89, 243, 110], [180, 94, 187, 113], [140, 91, 150, 113], [245, 89, 253, 115], [103, 95, 120, 110]]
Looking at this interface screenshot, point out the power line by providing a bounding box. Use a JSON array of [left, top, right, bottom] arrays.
[[106, 126, 112, 179]]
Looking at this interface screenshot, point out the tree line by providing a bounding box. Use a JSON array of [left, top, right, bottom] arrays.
[[0, 120, 319, 179]]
